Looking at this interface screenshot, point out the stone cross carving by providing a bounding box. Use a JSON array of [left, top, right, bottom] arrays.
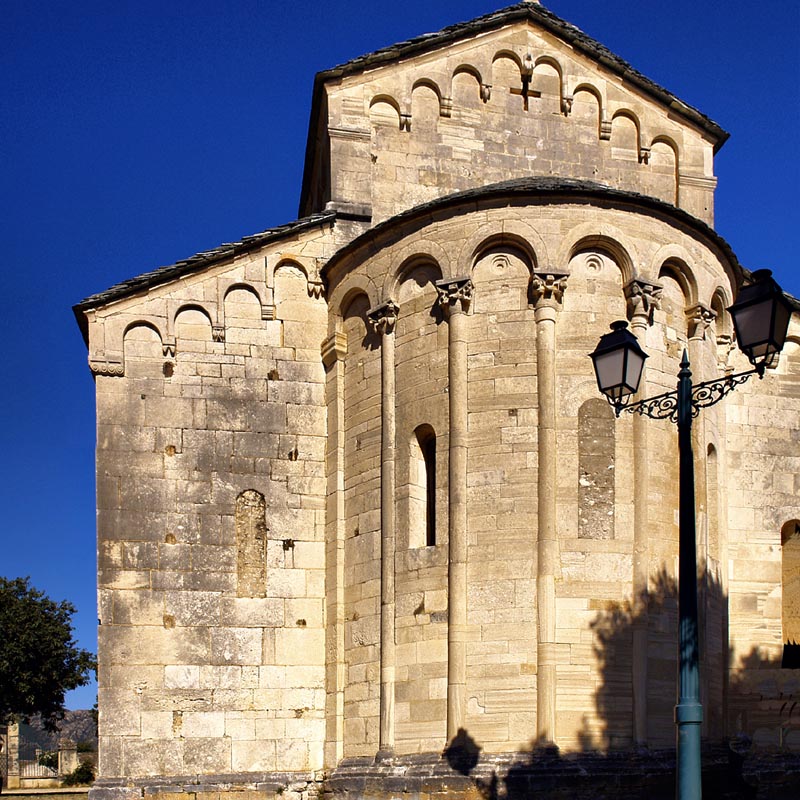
[[435, 276, 474, 313], [624, 279, 662, 325], [367, 299, 400, 335], [530, 271, 568, 308]]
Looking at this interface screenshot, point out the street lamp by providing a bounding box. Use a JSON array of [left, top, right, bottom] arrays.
[[589, 269, 791, 800]]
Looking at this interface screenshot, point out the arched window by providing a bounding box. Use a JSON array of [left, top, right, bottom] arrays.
[[578, 399, 615, 539], [409, 424, 436, 548], [236, 489, 267, 597], [782, 519, 800, 668]]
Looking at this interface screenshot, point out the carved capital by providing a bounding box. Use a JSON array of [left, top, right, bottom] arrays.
[[212, 325, 225, 343], [162, 338, 176, 359], [600, 119, 612, 140], [561, 93, 573, 116], [400, 113, 412, 132], [440, 97, 453, 118], [530, 271, 569, 309], [625, 279, 662, 325], [480, 83, 492, 103], [261, 304, 276, 321], [435, 276, 474, 313], [686, 303, 716, 340], [367, 299, 400, 335], [639, 145, 651, 164], [321, 331, 348, 368]]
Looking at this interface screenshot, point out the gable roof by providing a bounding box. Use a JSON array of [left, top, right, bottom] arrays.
[[72, 210, 336, 343], [299, 1, 729, 217]]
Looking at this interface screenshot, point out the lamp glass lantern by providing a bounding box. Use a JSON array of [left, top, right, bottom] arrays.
[[728, 269, 793, 368], [589, 320, 648, 406]]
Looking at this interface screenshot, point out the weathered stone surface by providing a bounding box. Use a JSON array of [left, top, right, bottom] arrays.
[[79, 2, 800, 797]]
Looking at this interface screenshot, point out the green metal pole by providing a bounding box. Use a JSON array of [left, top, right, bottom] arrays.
[[675, 351, 702, 799]]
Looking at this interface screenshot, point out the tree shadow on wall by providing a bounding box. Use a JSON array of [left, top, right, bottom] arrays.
[[441, 566, 798, 798]]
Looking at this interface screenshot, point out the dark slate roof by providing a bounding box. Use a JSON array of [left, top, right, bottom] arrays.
[[322, 176, 749, 284], [299, 2, 729, 216], [73, 211, 336, 341]]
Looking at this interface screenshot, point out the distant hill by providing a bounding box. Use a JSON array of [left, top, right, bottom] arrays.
[[21, 710, 97, 751]]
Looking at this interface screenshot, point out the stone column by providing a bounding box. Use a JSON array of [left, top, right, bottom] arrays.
[[435, 276, 473, 743], [625, 278, 662, 746], [686, 301, 716, 738], [531, 271, 568, 745], [322, 330, 348, 766], [367, 299, 400, 756]]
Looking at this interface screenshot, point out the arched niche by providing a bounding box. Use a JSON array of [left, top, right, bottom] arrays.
[[369, 95, 402, 129], [490, 51, 520, 111], [563, 249, 626, 321], [123, 322, 163, 377], [224, 285, 263, 345], [572, 84, 603, 141], [657, 261, 693, 343], [411, 82, 441, 132], [649, 137, 679, 205], [610, 111, 640, 161], [471, 244, 531, 314], [175, 306, 213, 352], [452, 66, 483, 111], [532, 59, 560, 113]]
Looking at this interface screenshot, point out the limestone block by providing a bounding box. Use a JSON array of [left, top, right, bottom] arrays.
[[220, 597, 284, 627], [210, 628, 263, 665], [181, 711, 226, 738], [276, 628, 325, 666], [164, 665, 200, 689], [164, 591, 222, 626], [182, 737, 231, 773], [140, 710, 173, 739], [231, 739, 277, 773]]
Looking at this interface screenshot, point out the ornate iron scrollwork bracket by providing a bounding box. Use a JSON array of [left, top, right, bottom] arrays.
[[609, 364, 764, 421]]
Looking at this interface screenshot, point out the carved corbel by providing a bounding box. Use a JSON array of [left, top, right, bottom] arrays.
[[530, 271, 569, 309], [686, 303, 716, 340], [600, 119, 612, 141], [308, 279, 325, 299], [367, 299, 400, 335], [400, 113, 412, 132], [639, 145, 651, 164], [261, 304, 276, 321], [89, 357, 124, 377], [321, 331, 348, 368], [440, 97, 453, 118], [624, 279, 662, 325], [561, 93, 574, 116], [480, 83, 492, 103], [212, 325, 225, 343], [435, 276, 474, 314], [521, 53, 534, 80]]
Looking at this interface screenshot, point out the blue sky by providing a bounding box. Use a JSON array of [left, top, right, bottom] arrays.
[[2, 1, 798, 710]]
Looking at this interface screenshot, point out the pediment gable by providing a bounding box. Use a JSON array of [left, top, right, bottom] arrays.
[[300, 2, 726, 225]]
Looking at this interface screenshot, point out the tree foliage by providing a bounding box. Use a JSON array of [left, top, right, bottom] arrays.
[[0, 577, 95, 730]]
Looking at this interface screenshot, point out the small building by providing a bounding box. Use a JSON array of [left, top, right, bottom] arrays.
[[75, 2, 800, 798]]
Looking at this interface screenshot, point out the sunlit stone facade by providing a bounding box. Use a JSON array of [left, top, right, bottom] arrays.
[[76, 3, 800, 798]]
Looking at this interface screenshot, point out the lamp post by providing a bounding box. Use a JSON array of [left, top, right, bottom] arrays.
[[589, 270, 792, 800]]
